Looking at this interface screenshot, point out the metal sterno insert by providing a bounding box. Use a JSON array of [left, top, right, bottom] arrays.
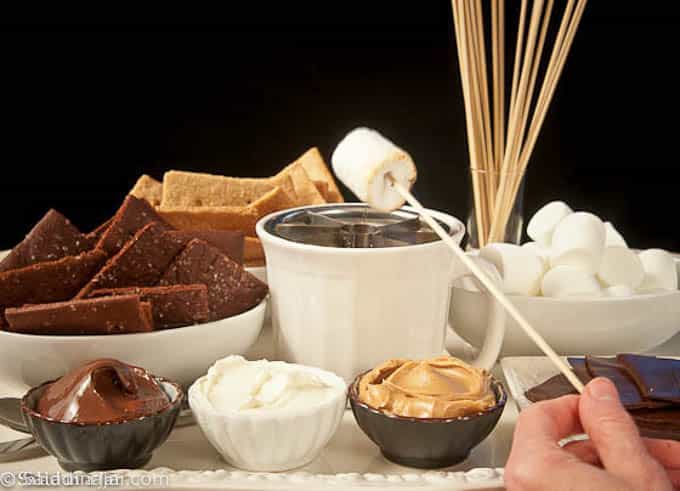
[[265, 204, 454, 248]]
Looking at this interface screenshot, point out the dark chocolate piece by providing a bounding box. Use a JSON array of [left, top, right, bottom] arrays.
[[524, 359, 591, 403], [585, 356, 669, 410], [88, 284, 210, 329], [159, 239, 268, 320], [166, 230, 244, 264], [37, 359, 170, 423], [0, 210, 95, 272], [96, 196, 172, 256], [77, 222, 185, 298], [5, 295, 153, 335], [0, 250, 107, 318], [618, 354, 680, 404]]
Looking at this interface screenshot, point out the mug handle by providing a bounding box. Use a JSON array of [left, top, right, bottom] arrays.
[[449, 256, 506, 371]]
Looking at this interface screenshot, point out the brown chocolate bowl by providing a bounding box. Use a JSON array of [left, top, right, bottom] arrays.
[[348, 371, 507, 469], [20, 377, 183, 471]]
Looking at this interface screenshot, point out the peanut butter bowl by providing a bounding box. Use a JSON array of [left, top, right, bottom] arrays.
[[348, 356, 507, 469]]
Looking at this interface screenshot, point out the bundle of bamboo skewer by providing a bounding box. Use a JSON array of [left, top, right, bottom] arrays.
[[451, 0, 587, 247]]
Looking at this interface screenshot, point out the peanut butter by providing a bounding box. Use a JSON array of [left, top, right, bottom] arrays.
[[358, 356, 496, 419]]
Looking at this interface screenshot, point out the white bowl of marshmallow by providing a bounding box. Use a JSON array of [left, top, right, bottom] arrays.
[[450, 201, 680, 356]]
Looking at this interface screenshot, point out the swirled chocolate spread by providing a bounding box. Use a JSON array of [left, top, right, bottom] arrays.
[[359, 356, 496, 419], [37, 359, 170, 424]]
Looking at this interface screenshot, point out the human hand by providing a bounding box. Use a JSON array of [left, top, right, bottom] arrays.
[[505, 377, 680, 490]]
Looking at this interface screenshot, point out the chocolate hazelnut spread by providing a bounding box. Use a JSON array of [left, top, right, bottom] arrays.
[[358, 356, 496, 419], [37, 359, 170, 424]]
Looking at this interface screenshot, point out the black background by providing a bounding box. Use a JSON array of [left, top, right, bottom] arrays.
[[2, 2, 679, 250]]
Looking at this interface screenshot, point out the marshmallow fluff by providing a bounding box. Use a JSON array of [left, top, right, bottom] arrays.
[[195, 356, 341, 413], [332, 128, 417, 211]]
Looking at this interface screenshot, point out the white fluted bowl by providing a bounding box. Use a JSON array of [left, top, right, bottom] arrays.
[[188, 363, 347, 472]]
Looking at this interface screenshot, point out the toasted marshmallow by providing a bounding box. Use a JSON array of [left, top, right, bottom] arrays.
[[541, 266, 602, 298], [597, 246, 644, 289], [527, 201, 573, 246], [332, 128, 417, 211], [638, 249, 678, 291], [604, 222, 627, 248], [550, 212, 606, 274], [603, 284, 635, 297], [480, 243, 544, 296]]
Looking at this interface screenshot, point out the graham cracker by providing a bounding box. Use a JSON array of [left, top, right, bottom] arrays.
[[244, 237, 265, 267], [273, 162, 325, 205], [130, 174, 163, 207], [296, 147, 343, 203], [161, 170, 281, 208]]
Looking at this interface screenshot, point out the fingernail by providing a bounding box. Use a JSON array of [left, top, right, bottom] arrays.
[[587, 378, 617, 401]]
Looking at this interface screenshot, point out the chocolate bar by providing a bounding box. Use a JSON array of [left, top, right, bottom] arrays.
[[77, 222, 186, 298], [0, 210, 95, 272], [585, 357, 669, 410], [618, 354, 680, 404], [88, 284, 210, 329], [159, 239, 268, 320], [0, 250, 107, 318], [97, 195, 172, 256], [4, 295, 153, 335], [525, 354, 680, 441], [166, 230, 244, 264]]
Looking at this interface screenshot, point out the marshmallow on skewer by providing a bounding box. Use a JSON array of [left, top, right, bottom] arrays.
[[597, 246, 644, 289], [638, 249, 678, 291], [550, 212, 606, 274], [480, 243, 545, 296], [331, 128, 417, 211], [604, 222, 627, 248], [541, 265, 602, 298], [527, 201, 573, 246]]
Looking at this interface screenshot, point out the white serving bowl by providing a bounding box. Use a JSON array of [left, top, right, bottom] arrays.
[[0, 299, 266, 388], [450, 288, 680, 356], [188, 362, 346, 472]]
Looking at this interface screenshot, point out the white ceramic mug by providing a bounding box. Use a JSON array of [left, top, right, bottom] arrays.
[[257, 204, 505, 382]]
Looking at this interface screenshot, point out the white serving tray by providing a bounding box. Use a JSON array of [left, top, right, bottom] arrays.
[[0, 321, 511, 490]]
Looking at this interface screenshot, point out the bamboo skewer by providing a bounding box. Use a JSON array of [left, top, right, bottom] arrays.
[[386, 174, 584, 393], [451, 0, 587, 246]]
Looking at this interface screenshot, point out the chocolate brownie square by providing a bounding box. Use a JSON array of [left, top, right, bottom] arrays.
[[77, 222, 186, 298], [0, 249, 107, 318], [0, 209, 96, 272], [89, 284, 210, 329], [159, 239, 267, 320], [166, 230, 244, 264], [4, 295, 153, 335], [97, 195, 172, 256]]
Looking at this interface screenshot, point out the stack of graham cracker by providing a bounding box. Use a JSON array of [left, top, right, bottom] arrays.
[[130, 148, 343, 266]]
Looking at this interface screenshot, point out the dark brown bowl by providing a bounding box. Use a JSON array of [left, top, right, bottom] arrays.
[[348, 371, 506, 469], [21, 377, 183, 471]]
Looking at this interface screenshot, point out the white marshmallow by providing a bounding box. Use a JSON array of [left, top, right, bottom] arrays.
[[480, 243, 545, 296], [541, 266, 602, 298], [638, 249, 678, 291], [521, 241, 550, 271], [604, 222, 627, 248], [603, 284, 635, 297], [527, 201, 573, 246], [597, 246, 644, 289], [550, 212, 606, 274], [331, 128, 417, 211]]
